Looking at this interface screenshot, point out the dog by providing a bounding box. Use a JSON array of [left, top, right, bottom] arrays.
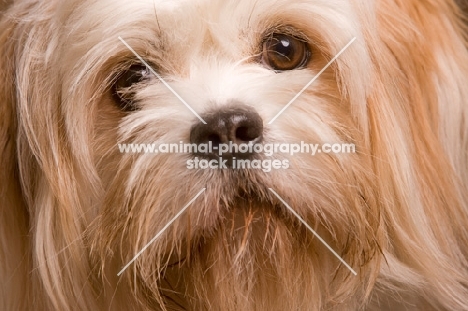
[[1, 0, 468, 310]]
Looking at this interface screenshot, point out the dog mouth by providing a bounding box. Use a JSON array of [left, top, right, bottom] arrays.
[[163, 187, 304, 263], [186, 165, 309, 234], [160, 189, 286, 259], [228, 188, 287, 218], [192, 180, 309, 244]]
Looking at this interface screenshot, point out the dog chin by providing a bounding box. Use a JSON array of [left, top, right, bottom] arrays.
[[143, 196, 339, 311]]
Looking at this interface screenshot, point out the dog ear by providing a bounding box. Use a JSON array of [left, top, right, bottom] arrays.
[[366, 0, 468, 308], [0, 4, 101, 310], [0, 7, 33, 309]]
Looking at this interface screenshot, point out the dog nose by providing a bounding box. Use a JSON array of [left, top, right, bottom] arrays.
[[190, 104, 263, 159]]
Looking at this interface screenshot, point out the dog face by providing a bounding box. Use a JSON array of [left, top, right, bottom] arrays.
[[1, 0, 468, 310]]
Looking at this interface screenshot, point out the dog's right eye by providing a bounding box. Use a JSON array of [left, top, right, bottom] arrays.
[[112, 64, 151, 111]]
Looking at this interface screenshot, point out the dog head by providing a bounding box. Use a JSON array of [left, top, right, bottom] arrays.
[[1, 0, 468, 310]]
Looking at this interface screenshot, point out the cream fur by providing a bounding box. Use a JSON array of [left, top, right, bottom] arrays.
[[1, 0, 468, 310]]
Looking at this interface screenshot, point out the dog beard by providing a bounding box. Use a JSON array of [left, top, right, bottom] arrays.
[[158, 201, 356, 311], [99, 161, 377, 310], [136, 198, 345, 311], [1, 0, 468, 310]]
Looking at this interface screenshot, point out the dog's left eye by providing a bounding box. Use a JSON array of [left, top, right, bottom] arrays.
[[112, 64, 152, 111], [262, 34, 310, 71]]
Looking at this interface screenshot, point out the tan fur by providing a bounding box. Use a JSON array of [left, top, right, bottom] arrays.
[[1, 0, 468, 310]]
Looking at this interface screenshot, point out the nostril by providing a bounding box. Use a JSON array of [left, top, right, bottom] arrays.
[[235, 126, 259, 142], [207, 133, 222, 147]]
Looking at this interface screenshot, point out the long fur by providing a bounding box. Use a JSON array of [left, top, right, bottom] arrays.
[[1, 0, 468, 310]]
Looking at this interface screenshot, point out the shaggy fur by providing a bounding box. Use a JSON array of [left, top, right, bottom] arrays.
[[1, 0, 468, 310]]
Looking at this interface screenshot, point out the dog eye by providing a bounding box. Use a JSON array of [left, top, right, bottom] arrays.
[[262, 34, 310, 71], [112, 64, 151, 111]]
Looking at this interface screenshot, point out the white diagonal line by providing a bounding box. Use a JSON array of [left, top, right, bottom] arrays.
[[268, 37, 356, 124], [118, 36, 207, 124], [117, 188, 206, 276], [268, 188, 357, 275]]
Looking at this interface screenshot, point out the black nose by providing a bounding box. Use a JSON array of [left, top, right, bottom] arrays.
[[190, 104, 263, 159]]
